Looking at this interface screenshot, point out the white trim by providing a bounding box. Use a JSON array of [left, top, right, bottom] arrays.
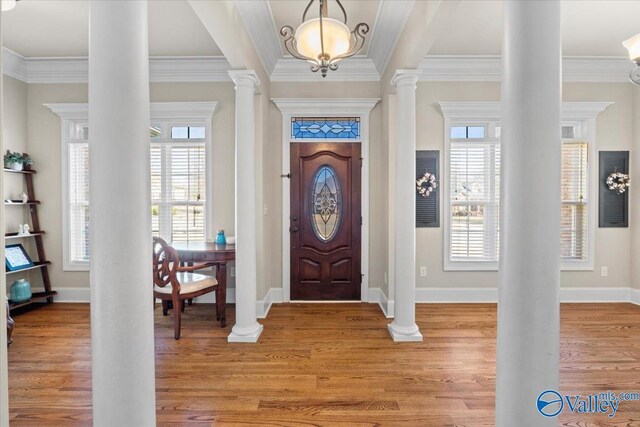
[[367, 0, 414, 75], [233, 0, 282, 76], [271, 57, 380, 82], [368, 287, 393, 318], [52, 285, 640, 308], [439, 102, 612, 272], [415, 287, 633, 304], [419, 55, 634, 82], [2, 49, 232, 83], [46, 102, 218, 271], [272, 98, 380, 302]]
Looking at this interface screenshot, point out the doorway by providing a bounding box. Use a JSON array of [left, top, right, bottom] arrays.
[[290, 143, 361, 300]]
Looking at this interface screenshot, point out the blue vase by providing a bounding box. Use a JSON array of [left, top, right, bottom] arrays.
[[10, 279, 32, 303], [215, 230, 226, 245]]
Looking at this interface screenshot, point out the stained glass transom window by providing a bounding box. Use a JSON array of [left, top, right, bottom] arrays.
[[311, 165, 342, 242], [292, 117, 360, 139]]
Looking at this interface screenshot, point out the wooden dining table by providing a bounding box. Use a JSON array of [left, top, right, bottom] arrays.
[[170, 241, 235, 327]]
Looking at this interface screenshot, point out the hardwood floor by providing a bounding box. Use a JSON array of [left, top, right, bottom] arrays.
[[7, 302, 640, 426]]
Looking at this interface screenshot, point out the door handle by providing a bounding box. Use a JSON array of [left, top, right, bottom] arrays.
[[289, 226, 299, 232]]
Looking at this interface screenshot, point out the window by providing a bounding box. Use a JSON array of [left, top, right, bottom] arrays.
[[442, 107, 600, 271], [448, 122, 500, 267], [52, 102, 217, 271], [151, 122, 207, 242], [291, 117, 360, 139]]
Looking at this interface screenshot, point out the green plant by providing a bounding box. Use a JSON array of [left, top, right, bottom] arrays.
[[4, 151, 33, 166]]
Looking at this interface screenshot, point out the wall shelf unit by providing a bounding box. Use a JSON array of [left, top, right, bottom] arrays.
[[4, 164, 56, 320]]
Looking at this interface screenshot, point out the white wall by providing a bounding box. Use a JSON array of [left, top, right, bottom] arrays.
[[415, 81, 634, 290], [631, 85, 640, 291]]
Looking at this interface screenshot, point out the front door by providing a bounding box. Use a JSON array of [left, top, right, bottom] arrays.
[[290, 143, 361, 300]]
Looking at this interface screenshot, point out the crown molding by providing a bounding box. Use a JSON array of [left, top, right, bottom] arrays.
[[271, 56, 380, 82], [271, 98, 380, 115], [367, 0, 414, 75], [2, 49, 232, 84], [45, 101, 219, 120], [438, 101, 613, 120], [420, 55, 635, 83], [233, 0, 282, 76]]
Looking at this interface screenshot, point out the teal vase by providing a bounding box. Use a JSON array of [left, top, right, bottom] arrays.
[[10, 279, 32, 303], [215, 230, 226, 245]]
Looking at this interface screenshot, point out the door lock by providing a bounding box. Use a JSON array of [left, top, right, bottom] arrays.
[[289, 226, 299, 232]]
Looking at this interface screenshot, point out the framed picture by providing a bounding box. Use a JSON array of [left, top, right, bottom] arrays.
[[5, 243, 34, 271]]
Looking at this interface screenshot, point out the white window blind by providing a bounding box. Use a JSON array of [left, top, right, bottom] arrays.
[[151, 142, 206, 242], [561, 141, 588, 261], [449, 139, 500, 263], [68, 140, 90, 263], [447, 123, 590, 268]]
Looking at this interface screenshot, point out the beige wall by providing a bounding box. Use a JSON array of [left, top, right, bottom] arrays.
[[415, 81, 634, 289], [7, 77, 638, 298], [25, 82, 237, 291]]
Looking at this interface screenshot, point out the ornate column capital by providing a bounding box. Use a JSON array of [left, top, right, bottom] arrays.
[[228, 70, 260, 90], [390, 70, 421, 90]]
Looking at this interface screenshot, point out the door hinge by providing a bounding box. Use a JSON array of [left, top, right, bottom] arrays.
[[281, 173, 291, 179], [360, 273, 364, 284], [360, 157, 363, 168], [360, 216, 363, 226]]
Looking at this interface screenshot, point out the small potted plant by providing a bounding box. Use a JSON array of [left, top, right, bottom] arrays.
[[4, 151, 33, 171]]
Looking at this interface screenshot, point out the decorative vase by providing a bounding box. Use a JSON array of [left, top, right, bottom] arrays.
[[10, 278, 32, 303], [215, 230, 226, 245], [10, 162, 23, 171]]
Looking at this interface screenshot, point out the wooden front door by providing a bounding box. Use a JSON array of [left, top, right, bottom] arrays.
[[290, 143, 361, 300]]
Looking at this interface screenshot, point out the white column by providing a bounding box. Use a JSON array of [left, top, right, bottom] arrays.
[[228, 70, 263, 343], [388, 70, 422, 342], [496, 1, 561, 425], [89, 2, 156, 425]]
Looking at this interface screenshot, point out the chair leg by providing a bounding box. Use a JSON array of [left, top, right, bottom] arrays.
[[181, 300, 186, 313], [173, 297, 182, 340], [188, 298, 193, 306], [162, 300, 170, 316]]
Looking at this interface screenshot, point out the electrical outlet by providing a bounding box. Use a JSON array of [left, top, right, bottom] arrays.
[[420, 266, 427, 277], [601, 266, 608, 277], [384, 272, 388, 285], [230, 266, 236, 277]]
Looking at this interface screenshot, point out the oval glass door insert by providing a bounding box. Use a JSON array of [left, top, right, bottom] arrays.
[[311, 165, 342, 242]]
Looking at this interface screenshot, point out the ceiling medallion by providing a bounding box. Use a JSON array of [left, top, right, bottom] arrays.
[[280, 0, 369, 78]]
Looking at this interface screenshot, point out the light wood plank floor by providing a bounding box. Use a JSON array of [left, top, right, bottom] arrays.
[[7, 302, 640, 426]]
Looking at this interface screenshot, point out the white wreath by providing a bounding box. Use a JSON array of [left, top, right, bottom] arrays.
[[606, 172, 630, 194], [416, 171, 437, 197]]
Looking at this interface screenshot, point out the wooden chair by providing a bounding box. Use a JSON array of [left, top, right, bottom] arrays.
[[153, 237, 218, 339]]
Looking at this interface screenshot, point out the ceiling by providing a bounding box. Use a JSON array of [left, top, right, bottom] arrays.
[[429, 0, 640, 57], [2, 0, 637, 64], [269, 0, 380, 56], [2, 0, 223, 57]]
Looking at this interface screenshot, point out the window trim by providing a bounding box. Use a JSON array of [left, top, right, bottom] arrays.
[[47, 102, 218, 271], [439, 102, 613, 272]]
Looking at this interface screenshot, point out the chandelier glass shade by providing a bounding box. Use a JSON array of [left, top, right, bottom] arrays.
[[1, 0, 17, 12], [280, 0, 369, 77], [623, 34, 640, 85]]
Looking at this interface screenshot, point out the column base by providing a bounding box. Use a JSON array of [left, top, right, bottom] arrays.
[[227, 323, 263, 343], [388, 321, 423, 342]]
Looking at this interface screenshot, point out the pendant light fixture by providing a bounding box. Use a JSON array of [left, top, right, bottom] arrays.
[[1, 0, 19, 12], [622, 34, 640, 85], [280, 0, 369, 78]]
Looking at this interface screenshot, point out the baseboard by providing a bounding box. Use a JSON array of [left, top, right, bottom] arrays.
[[631, 288, 640, 306], [415, 287, 633, 303], [367, 287, 394, 318], [257, 288, 283, 319]]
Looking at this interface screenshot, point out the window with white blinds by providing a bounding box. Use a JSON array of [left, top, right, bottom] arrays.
[[446, 122, 592, 270], [151, 139, 206, 242], [62, 113, 212, 271], [67, 124, 90, 265]]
